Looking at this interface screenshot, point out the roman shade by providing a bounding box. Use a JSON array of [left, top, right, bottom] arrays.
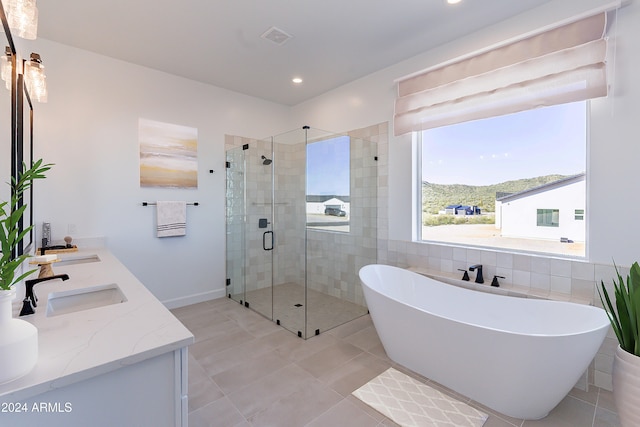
[[394, 12, 609, 136]]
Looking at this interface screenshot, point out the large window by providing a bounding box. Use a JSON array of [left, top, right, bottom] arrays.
[[419, 101, 586, 257]]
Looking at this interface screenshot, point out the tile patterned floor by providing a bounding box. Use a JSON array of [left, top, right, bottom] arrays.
[[239, 282, 368, 338], [171, 298, 621, 427]]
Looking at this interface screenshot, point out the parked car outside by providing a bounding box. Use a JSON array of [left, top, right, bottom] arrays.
[[325, 207, 346, 217]]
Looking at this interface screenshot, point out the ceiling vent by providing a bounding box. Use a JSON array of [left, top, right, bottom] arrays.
[[261, 26, 293, 46]]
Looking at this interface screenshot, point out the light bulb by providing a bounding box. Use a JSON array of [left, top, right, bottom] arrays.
[[24, 53, 46, 102]]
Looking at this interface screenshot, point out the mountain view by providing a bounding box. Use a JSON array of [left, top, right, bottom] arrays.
[[421, 174, 569, 215]]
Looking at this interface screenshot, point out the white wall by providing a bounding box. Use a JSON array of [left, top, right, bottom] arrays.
[[6, 38, 291, 306], [291, 0, 639, 266], [588, 1, 640, 265]]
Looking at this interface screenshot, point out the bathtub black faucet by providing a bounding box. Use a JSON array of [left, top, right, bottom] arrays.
[[468, 264, 484, 284]]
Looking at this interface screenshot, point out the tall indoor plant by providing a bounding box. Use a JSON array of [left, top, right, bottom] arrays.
[[0, 159, 52, 384], [599, 261, 640, 427]]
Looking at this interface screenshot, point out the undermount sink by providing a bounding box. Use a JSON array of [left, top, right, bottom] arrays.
[[46, 283, 127, 317], [55, 254, 101, 266]]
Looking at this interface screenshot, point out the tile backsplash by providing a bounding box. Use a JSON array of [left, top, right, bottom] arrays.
[[379, 239, 621, 304]]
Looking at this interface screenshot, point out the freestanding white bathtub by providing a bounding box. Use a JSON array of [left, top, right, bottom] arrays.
[[359, 264, 610, 420]]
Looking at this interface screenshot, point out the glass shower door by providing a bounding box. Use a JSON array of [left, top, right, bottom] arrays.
[[225, 146, 246, 305], [225, 141, 274, 320], [242, 140, 274, 320]]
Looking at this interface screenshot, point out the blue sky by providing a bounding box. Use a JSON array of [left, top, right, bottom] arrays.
[[422, 101, 587, 186], [307, 135, 350, 195]]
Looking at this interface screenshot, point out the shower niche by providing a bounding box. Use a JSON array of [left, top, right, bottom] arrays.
[[225, 126, 377, 338]]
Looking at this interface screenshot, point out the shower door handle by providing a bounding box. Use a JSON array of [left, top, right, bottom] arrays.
[[263, 231, 273, 251]]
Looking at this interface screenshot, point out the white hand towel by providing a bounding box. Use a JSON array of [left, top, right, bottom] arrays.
[[156, 201, 187, 237]]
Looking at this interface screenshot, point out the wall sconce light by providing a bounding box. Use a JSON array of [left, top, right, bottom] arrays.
[[1, 46, 12, 89], [2, 0, 38, 40], [24, 52, 46, 102], [0, 47, 47, 102]]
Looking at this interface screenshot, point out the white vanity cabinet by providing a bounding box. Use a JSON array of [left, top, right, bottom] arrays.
[[0, 248, 194, 427], [1, 348, 189, 426]]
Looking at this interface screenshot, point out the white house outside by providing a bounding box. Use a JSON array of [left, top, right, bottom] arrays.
[[495, 174, 585, 242], [306, 196, 350, 216]]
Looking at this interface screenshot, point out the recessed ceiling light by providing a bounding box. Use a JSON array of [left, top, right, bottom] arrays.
[[292, 77, 303, 84], [447, 0, 462, 4]]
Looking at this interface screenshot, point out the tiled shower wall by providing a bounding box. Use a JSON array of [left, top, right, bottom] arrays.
[[305, 132, 378, 305], [272, 140, 306, 288]]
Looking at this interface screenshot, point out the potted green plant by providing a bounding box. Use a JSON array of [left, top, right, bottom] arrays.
[[0, 159, 52, 289], [0, 159, 52, 384], [598, 261, 640, 427]]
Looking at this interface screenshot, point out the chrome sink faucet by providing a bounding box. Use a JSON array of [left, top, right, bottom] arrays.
[[468, 264, 484, 284], [19, 274, 70, 316]]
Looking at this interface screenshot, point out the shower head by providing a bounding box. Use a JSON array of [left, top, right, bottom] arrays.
[[261, 155, 272, 165]]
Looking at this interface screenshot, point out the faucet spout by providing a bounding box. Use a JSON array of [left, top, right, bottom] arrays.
[[19, 274, 70, 316], [468, 264, 484, 284]]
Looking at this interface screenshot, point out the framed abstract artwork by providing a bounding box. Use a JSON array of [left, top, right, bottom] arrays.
[[139, 118, 198, 188]]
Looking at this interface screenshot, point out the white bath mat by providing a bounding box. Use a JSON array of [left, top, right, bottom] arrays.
[[352, 368, 488, 427]]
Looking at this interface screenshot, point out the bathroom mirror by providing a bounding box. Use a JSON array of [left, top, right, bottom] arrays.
[[17, 80, 34, 255], [0, 3, 22, 258], [0, 55, 11, 216]]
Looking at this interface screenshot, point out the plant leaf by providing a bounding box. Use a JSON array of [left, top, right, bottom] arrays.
[[0, 158, 53, 290], [599, 282, 623, 345], [630, 262, 640, 356]]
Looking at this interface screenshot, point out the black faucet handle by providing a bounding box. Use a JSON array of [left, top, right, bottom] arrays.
[[457, 268, 470, 281], [19, 297, 35, 316], [491, 275, 505, 287]]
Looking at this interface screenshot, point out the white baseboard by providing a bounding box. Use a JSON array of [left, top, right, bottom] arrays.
[[162, 288, 226, 309]]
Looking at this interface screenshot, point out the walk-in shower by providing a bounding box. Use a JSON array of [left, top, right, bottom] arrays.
[[225, 126, 377, 338]]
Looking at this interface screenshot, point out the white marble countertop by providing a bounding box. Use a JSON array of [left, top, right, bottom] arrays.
[[0, 247, 194, 400]]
